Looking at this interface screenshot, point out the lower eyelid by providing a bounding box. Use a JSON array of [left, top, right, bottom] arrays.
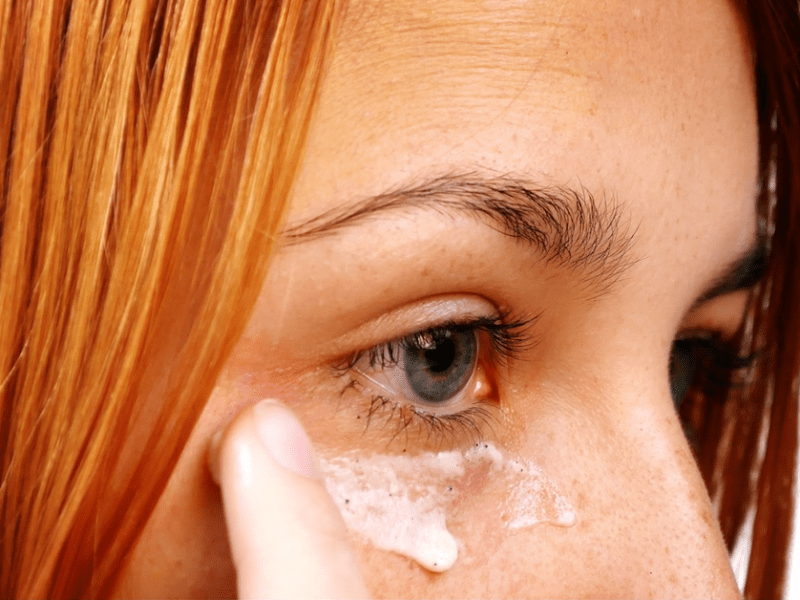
[[340, 379, 502, 450]]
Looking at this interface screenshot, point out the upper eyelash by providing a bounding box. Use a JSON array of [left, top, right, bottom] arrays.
[[334, 309, 539, 375]]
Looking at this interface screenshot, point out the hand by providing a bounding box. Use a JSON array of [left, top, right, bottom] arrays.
[[209, 399, 369, 599]]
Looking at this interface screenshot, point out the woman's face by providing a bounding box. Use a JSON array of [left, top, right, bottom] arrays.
[[117, 0, 757, 596]]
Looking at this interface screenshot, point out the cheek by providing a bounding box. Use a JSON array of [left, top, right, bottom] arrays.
[[338, 388, 724, 599], [110, 426, 238, 597]]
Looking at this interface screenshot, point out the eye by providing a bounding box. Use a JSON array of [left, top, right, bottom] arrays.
[[333, 311, 535, 442], [668, 334, 758, 409]]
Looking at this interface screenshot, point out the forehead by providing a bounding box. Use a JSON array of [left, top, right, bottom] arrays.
[[288, 0, 757, 282]]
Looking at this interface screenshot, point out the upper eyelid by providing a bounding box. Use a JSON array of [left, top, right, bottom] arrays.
[[690, 240, 767, 309], [679, 289, 752, 340], [332, 319, 483, 373], [322, 295, 509, 361]]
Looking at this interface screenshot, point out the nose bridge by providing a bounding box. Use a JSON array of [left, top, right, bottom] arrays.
[[591, 379, 742, 598]]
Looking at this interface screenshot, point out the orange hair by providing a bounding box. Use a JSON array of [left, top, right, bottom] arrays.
[[0, 0, 340, 596]]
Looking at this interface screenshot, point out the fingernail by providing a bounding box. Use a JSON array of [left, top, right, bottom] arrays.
[[253, 399, 322, 480]]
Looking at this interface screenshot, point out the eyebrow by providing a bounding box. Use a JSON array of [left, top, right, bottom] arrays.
[[282, 173, 638, 297], [692, 241, 768, 308]]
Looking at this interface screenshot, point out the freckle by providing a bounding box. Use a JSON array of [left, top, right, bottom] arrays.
[[345, 499, 350, 504]]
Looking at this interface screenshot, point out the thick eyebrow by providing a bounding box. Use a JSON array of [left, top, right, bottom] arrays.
[[692, 241, 768, 308], [282, 173, 638, 297]]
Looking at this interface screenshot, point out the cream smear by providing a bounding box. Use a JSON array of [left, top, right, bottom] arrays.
[[320, 442, 575, 573]]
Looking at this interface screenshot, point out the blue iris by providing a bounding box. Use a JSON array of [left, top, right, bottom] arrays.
[[402, 329, 477, 404]]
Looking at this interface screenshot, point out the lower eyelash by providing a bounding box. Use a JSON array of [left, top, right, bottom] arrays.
[[340, 373, 498, 448]]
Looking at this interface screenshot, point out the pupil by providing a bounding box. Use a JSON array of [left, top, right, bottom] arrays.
[[402, 330, 477, 405], [424, 339, 456, 373]]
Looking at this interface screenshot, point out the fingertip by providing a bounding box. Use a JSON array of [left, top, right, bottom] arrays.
[[207, 398, 320, 485], [251, 399, 323, 480], [209, 399, 369, 598]]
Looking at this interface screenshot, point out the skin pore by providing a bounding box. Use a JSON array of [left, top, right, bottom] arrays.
[[115, 0, 757, 597]]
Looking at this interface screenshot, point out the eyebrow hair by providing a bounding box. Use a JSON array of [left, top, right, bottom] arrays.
[[282, 173, 638, 296], [693, 241, 769, 308]]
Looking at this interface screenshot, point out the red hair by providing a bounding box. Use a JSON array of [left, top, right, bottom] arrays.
[[0, 0, 340, 596]]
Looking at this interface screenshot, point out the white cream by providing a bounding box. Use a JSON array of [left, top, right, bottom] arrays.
[[320, 442, 575, 573]]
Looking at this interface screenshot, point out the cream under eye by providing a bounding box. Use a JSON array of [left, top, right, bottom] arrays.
[[320, 442, 577, 574]]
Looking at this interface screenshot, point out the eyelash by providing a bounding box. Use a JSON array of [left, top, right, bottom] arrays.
[[332, 311, 536, 443], [342, 311, 536, 371], [672, 333, 760, 450], [673, 334, 760, 397]]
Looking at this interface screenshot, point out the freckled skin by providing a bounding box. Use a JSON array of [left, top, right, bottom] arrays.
[[115, 0, 753, 597]]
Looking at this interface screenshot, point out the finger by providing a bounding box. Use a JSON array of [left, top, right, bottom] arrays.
[[210, 399, 369, 599]]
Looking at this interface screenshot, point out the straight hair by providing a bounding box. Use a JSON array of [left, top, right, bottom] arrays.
[[0, 0, 340, 596]]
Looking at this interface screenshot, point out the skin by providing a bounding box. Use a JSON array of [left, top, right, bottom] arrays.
[[114, 0, 756, 597]]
